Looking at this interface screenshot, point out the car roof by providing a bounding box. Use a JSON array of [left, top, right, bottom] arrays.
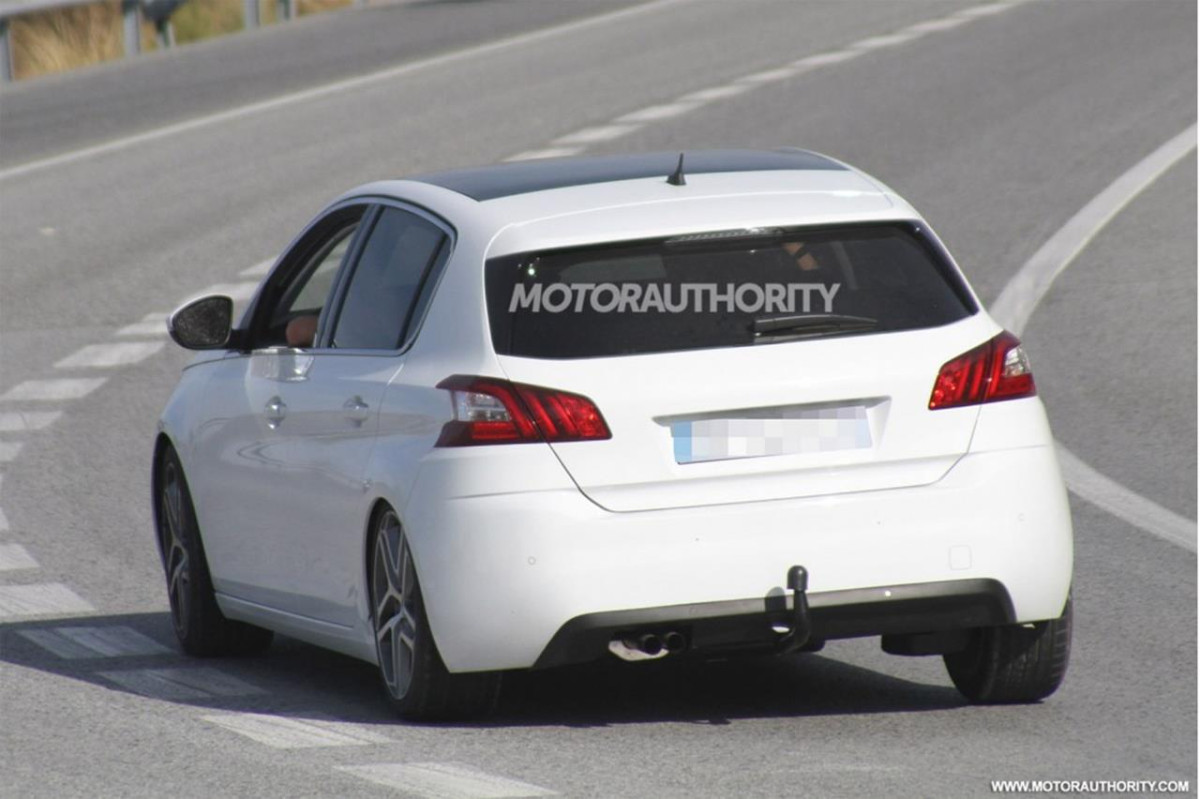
[[407, 149, 846, 202]]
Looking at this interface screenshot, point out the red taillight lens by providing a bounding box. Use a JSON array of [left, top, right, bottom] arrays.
[[929, 331, 1036, 410], [435, 375, 611, 446]]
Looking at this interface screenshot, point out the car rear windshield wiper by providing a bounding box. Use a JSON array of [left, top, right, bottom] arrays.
[[752, 313, 878, 341]]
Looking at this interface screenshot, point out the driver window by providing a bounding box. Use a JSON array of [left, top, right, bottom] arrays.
[[258, 212, 363, 349]]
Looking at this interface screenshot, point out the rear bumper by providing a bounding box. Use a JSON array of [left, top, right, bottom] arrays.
[[534, 577, 1014, 669], [401, 440, 1072, 673]]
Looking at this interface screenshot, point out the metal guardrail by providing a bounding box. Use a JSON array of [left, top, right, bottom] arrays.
[[0, 0, 360, 83]]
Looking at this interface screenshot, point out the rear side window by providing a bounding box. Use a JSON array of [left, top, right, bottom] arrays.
[[332, 207, 447, 350], [486, 223, 976, 359]]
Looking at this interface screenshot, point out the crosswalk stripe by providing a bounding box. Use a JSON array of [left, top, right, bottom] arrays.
[[202, 712, 393, 749], [98, 667, 264, 701], [335, 762, 558, 798], [19, 625, 172, 658]]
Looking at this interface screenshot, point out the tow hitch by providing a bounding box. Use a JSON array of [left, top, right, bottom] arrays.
[[777, 565, 812, 653]]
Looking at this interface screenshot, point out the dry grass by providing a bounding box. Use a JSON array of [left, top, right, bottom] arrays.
[[8, 0, 356, 81]]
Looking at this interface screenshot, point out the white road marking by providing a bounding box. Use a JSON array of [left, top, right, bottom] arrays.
[[615, 102, 701, 123], [239, 259, 275, 278], [904, 16, 970, 33], [552, 125, 640, 146], [196, 281, 260, 302], [505, 147, 583, 162], [98, 667, 265, 701], [987, 123, 1198, 551], [0, 507, 9, 531], [0, 583, 95, 617], [19, 625, 172, 658], [0, 441, 23, 462], [792, 50, 861, 68], [54, 341, 165, 370], [991, 124, 1197, 336], [849, 32, 921, 51], [956, 2, 1020, 18], [1056, 447, 1196, 552], [0, 543, 39, 571], [0, 378, 106, 402], [0, 0, 693, 183], [737, 67, 800, 85], [202, 713, 392, 748], [116, 313, 169, 338], [0, 411, 62, 431], [335, 762, 558, 798], [678, 84, 753, 102]]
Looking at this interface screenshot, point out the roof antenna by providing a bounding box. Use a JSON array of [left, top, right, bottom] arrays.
[[667, 152, 686, 186]]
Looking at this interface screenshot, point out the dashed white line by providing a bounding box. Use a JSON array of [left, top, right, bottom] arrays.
[[0, 378, 107, 402], [0, 583, 95, 617], [116, 313, 169, 338], [0, 411, 63, 431], [202, 713, 392, 748], [737, 67, 800, 85], [615, 102, 701, 123], [0, 441, 23, 462], [335, 762, 558, 798], [0, 543, 38, 571], [955, 2, 1019, 17], [19, 625, 172, 659], [54, 341, 165, 370], [98, 667, 265, 701], [552, 125, 640, 146], [197, 281, 261, 302], [0, 507, 9, 531], [505, 147, 583, 162]]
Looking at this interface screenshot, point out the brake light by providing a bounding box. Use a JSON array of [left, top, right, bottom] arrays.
[[435, 375, 611, 446], [929, 331, 1036, 410]]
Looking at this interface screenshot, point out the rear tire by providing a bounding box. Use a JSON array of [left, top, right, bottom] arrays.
[[156, 446, 273, 657], [370, 507, 500, 720], [944, 594, 1071, 704]]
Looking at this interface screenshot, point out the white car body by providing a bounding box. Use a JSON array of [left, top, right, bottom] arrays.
[[157, 150, 1072, 688]]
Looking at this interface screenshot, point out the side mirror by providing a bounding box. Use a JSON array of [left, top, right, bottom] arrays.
[[168, 295, 234, 350]]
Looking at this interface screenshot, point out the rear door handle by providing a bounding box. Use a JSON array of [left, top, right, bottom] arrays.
[[264, 396, 287, 428], [343, 395, 370, 425]]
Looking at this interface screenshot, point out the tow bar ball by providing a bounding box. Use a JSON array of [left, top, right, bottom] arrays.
[[778, 564, 812, 653]]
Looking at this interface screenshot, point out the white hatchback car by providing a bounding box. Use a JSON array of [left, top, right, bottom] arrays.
[[156, 150, 1073, 719]]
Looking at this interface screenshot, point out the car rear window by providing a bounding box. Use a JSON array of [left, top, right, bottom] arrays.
[[486, 223, 976, 359]]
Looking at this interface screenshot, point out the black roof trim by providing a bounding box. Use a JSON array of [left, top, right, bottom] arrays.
[[409, 149, 846, 202]]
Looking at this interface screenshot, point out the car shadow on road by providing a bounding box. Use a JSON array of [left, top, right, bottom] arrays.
[[0, 611, 966, 727]]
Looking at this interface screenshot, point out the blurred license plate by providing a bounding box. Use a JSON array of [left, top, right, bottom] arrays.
[[669, 405, 871, 464]]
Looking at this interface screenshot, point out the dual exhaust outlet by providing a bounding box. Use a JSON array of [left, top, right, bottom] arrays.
[[607, 564, 813, 662], [608, 631, 687, 662]]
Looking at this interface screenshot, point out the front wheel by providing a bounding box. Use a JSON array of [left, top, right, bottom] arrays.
[[944, 594, 1072, 704], [370, 508, 500, 720]]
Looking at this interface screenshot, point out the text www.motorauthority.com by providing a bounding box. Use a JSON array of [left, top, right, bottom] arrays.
[[991, 780, 1190, 794]]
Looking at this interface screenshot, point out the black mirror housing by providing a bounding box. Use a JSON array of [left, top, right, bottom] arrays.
[[168, 295, 234, 350]]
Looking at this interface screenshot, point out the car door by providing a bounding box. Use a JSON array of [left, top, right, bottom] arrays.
[[193, 202, 452, 628]]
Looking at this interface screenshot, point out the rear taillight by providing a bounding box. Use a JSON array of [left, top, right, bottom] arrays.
[[929, 331, 1036, 410], [435, 375, 611, 446]]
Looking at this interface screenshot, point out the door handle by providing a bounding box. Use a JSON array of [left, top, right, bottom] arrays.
[[264, 396, 287, 428], [343, 395, 370, 425]]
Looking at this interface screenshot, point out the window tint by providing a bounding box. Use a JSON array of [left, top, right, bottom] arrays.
[[332, 207, 447, 350], [486, 223, 976, 359]]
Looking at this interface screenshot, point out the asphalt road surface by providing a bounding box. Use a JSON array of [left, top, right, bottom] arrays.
[[0, 1, 1195, 797]]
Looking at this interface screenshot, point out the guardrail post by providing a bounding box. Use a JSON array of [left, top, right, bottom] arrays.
[[0, 18, 12, 83], [155, 18, 174, 48], [122, 0, 141, 57], [276, 0, 293, 21], [243, 0, 259, 29]]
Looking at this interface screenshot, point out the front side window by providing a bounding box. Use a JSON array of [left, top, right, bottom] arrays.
[[331, 207, 447, 351], [255, 206, 366, 349]]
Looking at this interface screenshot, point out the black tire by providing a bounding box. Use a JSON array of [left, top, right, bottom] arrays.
[[370, 507, 500, 721], [156, 446, 273, 657], [944, 594, 1072, 704]]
